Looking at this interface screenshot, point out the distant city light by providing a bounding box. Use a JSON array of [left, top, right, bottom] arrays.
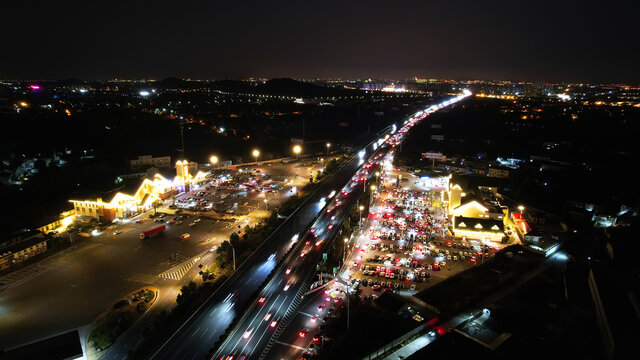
[[29, 84, 40, 90], [139, 90, 150, 96]]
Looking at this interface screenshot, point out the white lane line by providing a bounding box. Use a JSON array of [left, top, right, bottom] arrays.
[[237, 292, 281, 355], [201, 328, 209, 337], [229, 291, 278, 353], [274, 340, 306, 351], [299, 311, 315, 317], [193, 327, 201, 336], [247, 292, 289, 358]]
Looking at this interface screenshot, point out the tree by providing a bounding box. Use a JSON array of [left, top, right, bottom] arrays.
[[325, 158, 339, 173], [229, 232, 241, 250]]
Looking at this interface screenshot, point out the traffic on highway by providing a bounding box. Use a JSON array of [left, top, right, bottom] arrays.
[[212, 92, 472, 360]]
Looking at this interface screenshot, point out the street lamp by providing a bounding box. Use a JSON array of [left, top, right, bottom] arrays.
[[343, 237, 348, 264], [518, 205, 525, 212], [264, 198, 268, 210], [326, 142, 331, 155], [230, 242, 236, 271], [359, 205, 364, 226], [252, 149, 260, 164], [293, 145, 302, 160], [210, 155, 218, 169]]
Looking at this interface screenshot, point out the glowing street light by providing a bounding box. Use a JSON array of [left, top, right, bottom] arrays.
[[326, 142, 331, 155], [359, 205, 364, 226], [343, 237, 349, 263], [293, 145, 302, 160], [210, 155, 218, 169], [252, 149, 260, 163], [518, 205, 525, 212]]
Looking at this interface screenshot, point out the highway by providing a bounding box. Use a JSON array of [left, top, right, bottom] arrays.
[[213, 154, 378, 360], [212, 91, 472, 360], [145, 125, 401, 360]]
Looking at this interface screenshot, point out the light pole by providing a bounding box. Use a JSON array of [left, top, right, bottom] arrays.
[[359, 205, 364, 226], [343, 237, 348, 264], [370, 185, 376, 210], [264, 198, 268, 210], [293, 145, 301, 161], [252, 149, 260, 164], [210, 155, 218, 170], [230, 243, 236, 271], [326, 142, 331, 155]]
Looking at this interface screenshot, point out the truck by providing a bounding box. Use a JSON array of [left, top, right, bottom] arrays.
[[139, 224, 166, 239]]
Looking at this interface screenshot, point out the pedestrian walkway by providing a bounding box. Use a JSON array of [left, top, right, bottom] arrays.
[[158, 256, 201, 281], [0, 263, 52, 292], [127, 272, 160, 284]]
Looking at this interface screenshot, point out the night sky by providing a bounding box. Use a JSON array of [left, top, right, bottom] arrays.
[[2, 0, 639, 82]]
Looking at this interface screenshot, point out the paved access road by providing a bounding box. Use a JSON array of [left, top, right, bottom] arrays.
[[0, 213, 226, 351]]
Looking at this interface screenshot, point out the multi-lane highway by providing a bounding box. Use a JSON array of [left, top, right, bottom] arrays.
[[212, 91, 472, 360], [144, 124, 404, 360]]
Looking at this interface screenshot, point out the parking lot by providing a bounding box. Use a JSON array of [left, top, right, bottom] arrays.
[[171, 159, 327, 217], [344, 155, 496, 297]]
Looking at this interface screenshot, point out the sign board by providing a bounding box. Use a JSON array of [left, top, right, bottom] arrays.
[[422, 152, 443, 159], [322, 253, 328, 262], [333, 267, 338, 275]]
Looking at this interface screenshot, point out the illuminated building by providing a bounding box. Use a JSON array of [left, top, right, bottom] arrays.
[[447, 181, 515, 244], [174, 160, 206, 192], [37, 210, 76, 234], [0, 234, 48, 271], [69, 159, 206, 222], [70, 174, 174, 222]]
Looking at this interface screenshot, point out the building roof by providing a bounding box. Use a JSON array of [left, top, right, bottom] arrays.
[[0, 233, 46, 256], [454, 216, 504, 233]]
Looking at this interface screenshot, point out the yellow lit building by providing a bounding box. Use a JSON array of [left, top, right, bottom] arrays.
[[70, 174, 174, 222], [0, 234, 48, 271], [37, 210, 76, 234], [174, 160, 206, 192], [448, 181, 512, 245]]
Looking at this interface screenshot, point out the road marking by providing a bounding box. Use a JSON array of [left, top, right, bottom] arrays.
[[274, 340, 306, 351], [299, 311, 315, 317], [201, 328, 209, 337], [193, 326, 201, 336]]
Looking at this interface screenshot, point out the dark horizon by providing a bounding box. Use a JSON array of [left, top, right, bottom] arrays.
[[2, 1, 639, 83]]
